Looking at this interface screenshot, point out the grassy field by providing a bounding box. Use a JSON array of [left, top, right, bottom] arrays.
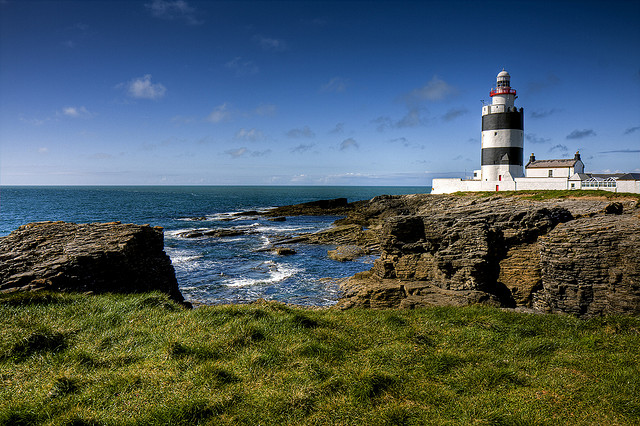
[[1, 292, 639, 425]]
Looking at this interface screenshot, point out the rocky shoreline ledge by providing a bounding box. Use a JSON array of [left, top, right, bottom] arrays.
[[0, 221, 188, 307], [265, 193, 640, 317], [1, 193, 638, 317]]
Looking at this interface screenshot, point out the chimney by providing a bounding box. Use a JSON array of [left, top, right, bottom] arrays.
[[529, 153, 536, 163], [574, 151, 581, 161]]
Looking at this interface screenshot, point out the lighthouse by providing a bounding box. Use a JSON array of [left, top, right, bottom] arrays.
[[480, 70, 524, 182]]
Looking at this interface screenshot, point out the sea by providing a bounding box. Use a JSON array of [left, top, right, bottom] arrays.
[[1, 186, 429, 306]]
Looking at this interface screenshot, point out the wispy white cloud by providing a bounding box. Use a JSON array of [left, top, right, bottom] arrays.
[[566, 129, 596, 139], [234, 128, 265, 142], [329, 122, 344, 134], [145, 0, 202, 25], [224, 147, 271, 158], [225, 147, 248, 158], [549, 144, 569, 154], [254, 35, 287, 51], [291, 143, 315, 154], [321, 77, 347, 93], [122, 74, 167, 100], [373, 107, 428, 131], [286, 126, 315, 139], [225, 57, 259, 76], [530, 108, 561, 119], [207, 103, 231, 123], [405, 75, 457, 103], [61, 106, 92, 118], [255, 104, 277, 116], [442, 107, 467, 122], [525, 133, 550, 144], [38, 147, 49, 154], [340, 138, 359, 151]]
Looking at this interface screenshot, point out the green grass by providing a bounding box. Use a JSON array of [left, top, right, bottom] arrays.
[[453, 189, 640, 201], [1, 292, 639, 425]]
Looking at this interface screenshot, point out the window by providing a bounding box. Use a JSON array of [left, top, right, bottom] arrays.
[[548, 170, 553, 177], [571, 183, 575, 189]]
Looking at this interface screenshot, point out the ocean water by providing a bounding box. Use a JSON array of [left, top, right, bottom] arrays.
[[0, 186, 429, 306]]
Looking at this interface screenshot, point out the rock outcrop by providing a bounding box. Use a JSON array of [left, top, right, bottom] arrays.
[[298, 193, 640, 317], [0, 221, 187, 305]]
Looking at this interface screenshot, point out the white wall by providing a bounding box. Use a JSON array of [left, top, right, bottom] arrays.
[[515, 177, 570, 190], [526, 167, 574, 178], [617, 181, 640, 194]]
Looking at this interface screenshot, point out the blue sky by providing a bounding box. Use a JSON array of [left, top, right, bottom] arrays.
[[1, 0, 638, 186]]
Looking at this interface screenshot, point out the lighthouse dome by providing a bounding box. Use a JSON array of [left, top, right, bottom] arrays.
[[497, 69, 510, 78]]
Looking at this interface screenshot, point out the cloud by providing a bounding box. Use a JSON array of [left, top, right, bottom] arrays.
[[234, 128, 264, 142], [525, 133, 551, 144], [388, 137, 424, 150], [224, 147, 271, 158], [145, 0, 202, 25], [225, 57, 259, 76], [38, 147, 49, 154], [340, 138, 359, 151], [254, 35, 287, 51], [396, 107, 427, 128], [329, 122, 344, 134], [250, 149, 271, 157], [527, 73, 560, 94], [442, 107, 467, 122], [624, 126, 640, 135], [286, 126, 315, 139], [255, 104, 277, 116], [549, 144, 568, 154], [374, 107, 427, 131], [598, 149, 640, 154], [406, 75, 456, 103], [321, 77, 348, 93], [566, 129, 596, 139], [530, 108, 561, 119], [207, 103, 231, 123], [61, 106, 92, 118], [124, 74, 166, 100], [291, 143, 315, 154], [225, 147, 248, 158]]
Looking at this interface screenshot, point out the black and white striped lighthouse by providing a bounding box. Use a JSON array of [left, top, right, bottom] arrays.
[[480, 70, 524, 182]]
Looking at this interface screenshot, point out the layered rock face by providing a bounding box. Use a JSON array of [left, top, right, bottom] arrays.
[[334, 195, 640, 317], [0, 221, 186, 304]]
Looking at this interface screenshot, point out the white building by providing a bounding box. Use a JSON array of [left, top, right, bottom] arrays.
[[431, 70, 640, 194]]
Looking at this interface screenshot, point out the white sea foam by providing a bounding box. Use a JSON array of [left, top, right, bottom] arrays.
[[223, 260, 301, 287]]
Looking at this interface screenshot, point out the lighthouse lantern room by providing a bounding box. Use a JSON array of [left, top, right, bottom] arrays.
[[480, 70, 524, 182]]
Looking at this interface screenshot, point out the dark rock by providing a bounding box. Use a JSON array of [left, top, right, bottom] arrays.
[[604, 202, 623, 215], [0, 221, 187, 305], [203, 229, 246, 237], [264, 198, 352, 217], [268, 217, 287, 222], [274, 247, 296, 256], [180, 231, 204, 238]]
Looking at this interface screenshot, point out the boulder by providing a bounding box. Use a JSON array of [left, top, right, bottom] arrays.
[[0, 221, 187, 305]]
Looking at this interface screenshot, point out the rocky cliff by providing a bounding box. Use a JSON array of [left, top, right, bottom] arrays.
[[0, 221, 187, 305], [270, 194, 640, 317]]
